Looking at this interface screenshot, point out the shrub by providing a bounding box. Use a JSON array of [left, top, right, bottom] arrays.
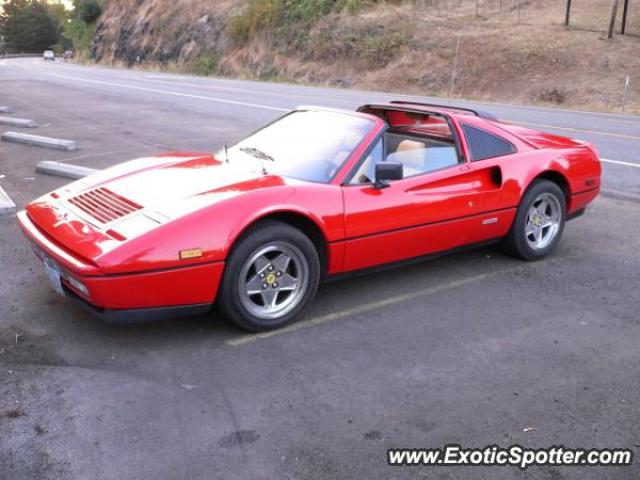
[[229, 0, 366, 45], [538, 88, 566, 104], [186, 53, 221, 76], [361, 30, 407, 67], [63, 17, 95, 56], [309, 24, 408, 68]]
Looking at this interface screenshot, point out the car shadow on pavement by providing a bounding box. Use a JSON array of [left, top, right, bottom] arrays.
[[1, 244, 515, 369]]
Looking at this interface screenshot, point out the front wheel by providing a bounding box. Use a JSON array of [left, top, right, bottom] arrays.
[[218, 220, 320, 332], [501, 180, 566, 261]]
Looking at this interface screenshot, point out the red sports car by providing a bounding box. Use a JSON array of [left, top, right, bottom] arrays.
[[17, 102, 601, 331]]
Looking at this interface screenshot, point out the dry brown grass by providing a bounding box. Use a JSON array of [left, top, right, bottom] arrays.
[[94, 0, 640, 113]]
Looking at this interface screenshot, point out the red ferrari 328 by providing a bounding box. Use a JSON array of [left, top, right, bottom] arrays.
[[18, 102, 601, 331]]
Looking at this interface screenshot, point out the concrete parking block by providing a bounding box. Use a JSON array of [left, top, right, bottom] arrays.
[[0, 116, 37, 128], [0, 106, 15, 113], [0, 184, 17, 218], [36, 161, 98, 180], [1, 132, 77, 151]]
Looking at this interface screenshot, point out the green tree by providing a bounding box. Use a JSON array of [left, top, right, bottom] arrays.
[[46, 2, 71, 25], [47, 1, 73, 51], [0, 0, 60, 53], [73, 0, 103, 23]]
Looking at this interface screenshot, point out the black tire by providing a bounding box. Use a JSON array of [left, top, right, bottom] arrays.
[[218, 220, 321, 332], [501, 179, 566, 261]]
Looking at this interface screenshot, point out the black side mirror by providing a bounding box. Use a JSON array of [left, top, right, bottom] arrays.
[[373, 161, 403, 189]]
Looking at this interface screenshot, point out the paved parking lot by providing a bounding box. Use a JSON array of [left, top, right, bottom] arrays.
[[1, 60, 639, 479]]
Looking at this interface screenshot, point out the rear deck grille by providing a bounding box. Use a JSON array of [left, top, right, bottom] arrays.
[[68, 187, 142, 224]]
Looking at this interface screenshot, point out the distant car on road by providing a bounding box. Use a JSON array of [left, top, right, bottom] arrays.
[[17, 102, 601, 331], [43, 50, 55, 61], [63, 50, 74, 60]]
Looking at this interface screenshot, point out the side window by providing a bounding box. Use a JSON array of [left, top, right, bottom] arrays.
[[349, 137, 384, 184], [462, 124, 515, 161], [385, 133, 459, 178]]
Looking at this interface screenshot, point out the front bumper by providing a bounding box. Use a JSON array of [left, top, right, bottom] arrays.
[[17, 210, 225, 321], [63, 285, 212, 324]]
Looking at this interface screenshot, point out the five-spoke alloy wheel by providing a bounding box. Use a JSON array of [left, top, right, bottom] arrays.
[[525, 192, 562, 251], [502, 179, 566, 260], [218, 220, 320, 332], [239, 243, 309, 321]]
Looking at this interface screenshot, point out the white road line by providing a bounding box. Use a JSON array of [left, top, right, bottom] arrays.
[[178, 71, 640, 121], [26, 69, 640, 169], [13, 57, 640, 122], [382, 90, 640, 121], [227, 268, 516, 347], [46, 72, 640, 142], [50, 74, 289, 112], [139, 75, 357, 106], [506, 120, 640, 141], [144, 75, 185, 80], [601, 158, 640, 168]]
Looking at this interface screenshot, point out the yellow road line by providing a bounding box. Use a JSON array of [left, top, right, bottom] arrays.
[[226, 267, 517, 347], [505, 120, 640, 141]]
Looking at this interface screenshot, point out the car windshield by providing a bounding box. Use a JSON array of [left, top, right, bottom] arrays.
[[225, 110, 374, 183]]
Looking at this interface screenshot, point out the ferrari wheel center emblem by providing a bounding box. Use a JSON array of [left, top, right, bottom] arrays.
[[532, 214, 543, 227], [266, 273, 277, 285]]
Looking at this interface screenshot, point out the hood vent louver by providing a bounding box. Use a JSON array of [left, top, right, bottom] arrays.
[[68, 187, 142, 224]]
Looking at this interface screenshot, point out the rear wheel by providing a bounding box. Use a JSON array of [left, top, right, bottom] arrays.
[[501, 180, 566, 260], [218, 220, 320, 332]]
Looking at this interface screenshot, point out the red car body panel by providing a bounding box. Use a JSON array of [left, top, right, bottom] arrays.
[[17, 103, 601, 319]]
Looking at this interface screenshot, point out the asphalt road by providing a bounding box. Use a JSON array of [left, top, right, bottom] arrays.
[[2, 57, 640, 196], [1, 58, 639, 479]]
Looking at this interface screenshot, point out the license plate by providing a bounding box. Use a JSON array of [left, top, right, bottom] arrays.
[[44, 258, 64, 295]]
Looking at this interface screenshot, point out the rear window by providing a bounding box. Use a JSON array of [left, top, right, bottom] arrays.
[[384, 111, 454, 141], [462, 124, 515, 161]]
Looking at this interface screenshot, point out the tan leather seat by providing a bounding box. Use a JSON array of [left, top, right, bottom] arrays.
[[397, 139, 426, 152], [393, 139, 427, 175]]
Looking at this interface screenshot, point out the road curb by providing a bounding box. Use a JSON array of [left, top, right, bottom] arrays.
[[0, 106, 14, 113], [0, 185, 17, 218], [36, 161, 98, 180], [601, 189, 640, 204], [1, 132, 77, 151], [0, 116, 37, 128]]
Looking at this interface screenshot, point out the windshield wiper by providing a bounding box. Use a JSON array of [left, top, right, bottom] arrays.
[[239, 146, 275, 175], [240, 147, 275, 163]]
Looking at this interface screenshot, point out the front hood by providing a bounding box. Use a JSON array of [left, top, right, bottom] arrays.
[[77, 152, 266, 217], [25, 153, 285, 265]]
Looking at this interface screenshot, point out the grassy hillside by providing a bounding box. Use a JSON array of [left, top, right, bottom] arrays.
[[90, 0, 640, 113]]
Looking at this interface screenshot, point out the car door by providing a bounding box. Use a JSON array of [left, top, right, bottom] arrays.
[[341, 130, 512, 273]]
